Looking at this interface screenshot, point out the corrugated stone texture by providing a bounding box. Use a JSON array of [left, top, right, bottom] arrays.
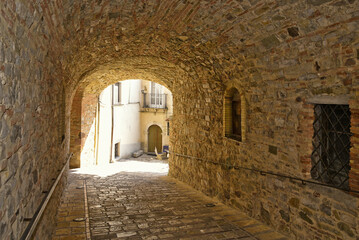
[[0, 0, 67, 239], [1, 0, 359, 239]]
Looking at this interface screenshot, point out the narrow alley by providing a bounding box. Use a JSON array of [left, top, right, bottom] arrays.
[[52, 156, 287, 240], [2, 1, 359, 239]]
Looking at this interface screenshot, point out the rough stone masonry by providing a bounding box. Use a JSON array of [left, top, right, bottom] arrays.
[[0, 0, 359, 239]]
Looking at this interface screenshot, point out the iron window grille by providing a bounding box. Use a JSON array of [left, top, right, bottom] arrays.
[[141, 92, 167, 109], [311, 104, 351, 190]]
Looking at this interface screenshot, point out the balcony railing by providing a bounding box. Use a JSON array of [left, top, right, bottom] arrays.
[[142, 92, 167, 109]]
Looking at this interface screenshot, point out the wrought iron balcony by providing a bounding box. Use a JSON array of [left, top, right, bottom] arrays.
[[142, 92, 167, 109]]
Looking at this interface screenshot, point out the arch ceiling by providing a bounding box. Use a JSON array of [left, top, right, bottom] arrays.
[[77, 56, 185, 95], [59, 0, 354, 94]]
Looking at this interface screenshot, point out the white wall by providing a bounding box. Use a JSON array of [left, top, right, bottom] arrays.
[[97, 80, 141, 163], [113, 80, 141, 159], [97, 86, 113, 165]]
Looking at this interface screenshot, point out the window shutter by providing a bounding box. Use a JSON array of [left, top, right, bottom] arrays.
[[225, 97, 233, 135]]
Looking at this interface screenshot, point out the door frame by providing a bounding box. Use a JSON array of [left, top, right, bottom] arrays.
[[147, 124, 163, 153]]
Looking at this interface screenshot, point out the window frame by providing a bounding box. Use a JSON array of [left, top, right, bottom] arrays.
[[150, 82, 165, 108], [311, 103, 352, 190], [223, 87, 246, 142], [113, 82, 122, 105]]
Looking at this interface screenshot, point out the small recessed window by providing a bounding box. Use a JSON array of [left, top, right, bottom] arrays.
[[224, 88, 242, 141], [311, 104, 351, 190], [150, 82, 165, 108], [114, 142, 120, 158], [113, 82, 121, 104]]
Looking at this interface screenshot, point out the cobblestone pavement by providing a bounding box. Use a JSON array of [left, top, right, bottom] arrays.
[[53, 156, 287, 240]]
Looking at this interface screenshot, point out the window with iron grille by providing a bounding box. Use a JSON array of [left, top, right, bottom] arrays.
[[311, 104, 351, 190]]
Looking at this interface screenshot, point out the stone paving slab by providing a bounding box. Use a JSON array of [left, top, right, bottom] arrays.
[[52, 174, 90, 240], [52, 160, 288, 240]]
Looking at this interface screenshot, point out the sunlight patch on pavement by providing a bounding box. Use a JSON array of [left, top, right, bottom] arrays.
[[71, 160, 169, 177]]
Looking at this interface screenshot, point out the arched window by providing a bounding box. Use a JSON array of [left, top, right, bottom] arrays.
[[224, 88, 243, 141]]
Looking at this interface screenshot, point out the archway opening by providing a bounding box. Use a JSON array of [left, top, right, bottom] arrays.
[[68, 57, 184, 169], [70, 77, 173, 173]]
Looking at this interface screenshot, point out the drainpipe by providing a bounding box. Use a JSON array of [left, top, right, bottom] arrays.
[[142, 90, 147, 107], [95, 97, 100, 165], [110, 85, 114, 163], [165, 94, 167, 109]]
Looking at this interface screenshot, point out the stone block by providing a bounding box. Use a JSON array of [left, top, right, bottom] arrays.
[[132, 150, 144, 158], [261, 35, 280, 49]]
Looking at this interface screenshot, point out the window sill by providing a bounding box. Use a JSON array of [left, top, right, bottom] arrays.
[[224, 134, 242, 143], [113, 103, 124, 106], [140, 108, 167, 113]]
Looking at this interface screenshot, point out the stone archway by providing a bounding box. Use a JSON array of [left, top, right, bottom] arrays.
[[68, 57, 190, 168], [3, 1, 359, 239]]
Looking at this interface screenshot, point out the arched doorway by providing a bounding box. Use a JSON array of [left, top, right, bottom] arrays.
[[148, 125, 162, 153]]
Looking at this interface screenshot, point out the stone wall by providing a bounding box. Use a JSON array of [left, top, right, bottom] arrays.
[[70, 87, 84, 168], [70, 85, 98, 168], [33, 169, 67, 240], [0, 1, 67, 239], [167, 1, 359, 239]]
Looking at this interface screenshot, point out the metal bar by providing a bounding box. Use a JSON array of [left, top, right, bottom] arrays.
[[172, 152, 359, 194], [21, 153, 73, 240], [95, 97, 100, 165], [165, 94, 167, 109], [110, 85, 114, 164]]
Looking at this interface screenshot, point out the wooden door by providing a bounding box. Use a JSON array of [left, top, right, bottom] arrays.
[[148, 125, 162, 152]]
